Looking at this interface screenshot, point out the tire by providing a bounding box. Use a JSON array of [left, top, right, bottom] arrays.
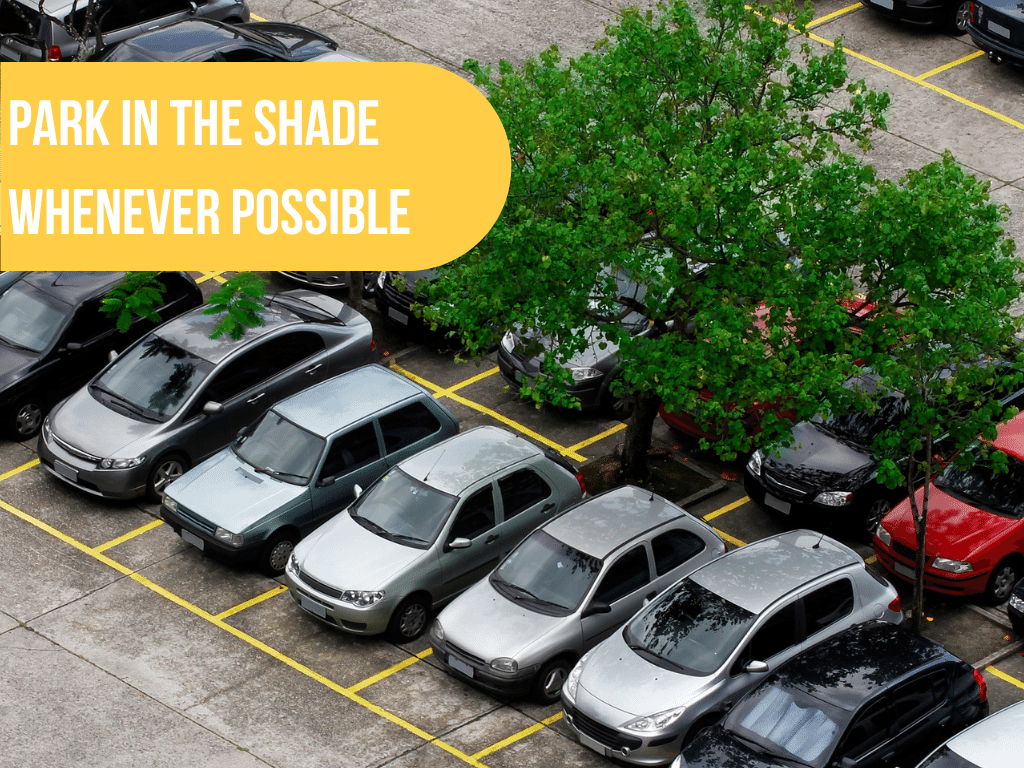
[[387, 594, 431, 644], [863, 497, 891, 542], [600, 375, 634, 421], [258, 529, 299, 577], [146, 453, 189, 502], [532, 657, 573, 704], [8, 398, 45, 441], [947, 0, 971, 34], [984, 557, 1020, 605]]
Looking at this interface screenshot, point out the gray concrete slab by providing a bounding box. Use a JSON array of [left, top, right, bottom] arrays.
[[476, 722, 611, 768], [0, 611, 19, 633], [251, 0, 333, 24], [983, 652, 1024, 713], [431, 705, 539, 758], [0, 441, 37, 475], [99, 520, 192, 573], [293, 10, 458, 67]]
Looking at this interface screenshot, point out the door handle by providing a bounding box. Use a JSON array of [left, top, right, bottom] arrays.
[[304, 363, 323, 376], [247, 393, 265, 405], [541, 503, 555, 513], [485, 533, 500, 544]]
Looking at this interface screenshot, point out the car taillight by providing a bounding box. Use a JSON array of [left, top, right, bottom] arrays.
[[973, 668, 988, 703], [970, 1, 976, 22], [47, 46, 62, 61], [370, 338, 376, 350], [576, 471, 587, 496], [888, 596, 901, 613]]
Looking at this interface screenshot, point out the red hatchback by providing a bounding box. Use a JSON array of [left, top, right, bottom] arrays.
[[874, 412, 1024, 604]]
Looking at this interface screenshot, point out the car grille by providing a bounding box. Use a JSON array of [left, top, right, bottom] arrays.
[[280, 271, 346, 288], [892, 540, 917, 562], [380, 279, 416, 312], [566, 703, 643, 751], [762, 467, 812, 498], [295, 569, 343, 599], [51, 433, 103, 463], [446, 641, 486, 667], [175, 506, 216, 536]]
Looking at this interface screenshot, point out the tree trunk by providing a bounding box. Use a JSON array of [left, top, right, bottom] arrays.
[[619, 393, 661, 484], [349, 272, 365, 307], [910, 433, 933, 634]]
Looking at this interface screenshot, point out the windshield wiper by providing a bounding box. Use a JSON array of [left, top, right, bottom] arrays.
[[499, 582, 564, 609], [388, 532, 429, 546], [91, 383, 155, 420], [0, 336, 36, 352], [349, 513, 390, 538], [253, 466, 307, 481]]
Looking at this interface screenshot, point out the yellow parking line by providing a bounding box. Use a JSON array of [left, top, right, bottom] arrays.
[[95, 520, 164, 553], [195, 272, 228, 285], [986, 666, 1024, 691], [806, 2, 862, 28], [472, 712, 563, 760], [916, 50, 986, 80], [703, 496, 750, 523], [714, 527, 746, 549], [215, 584, 289, 620], [349, 647, 434, 693], [0, 498, 490, 768], [433, 367, 500, 399], [864, 555, 877, 565], [0, 458, 40, 483], [251, 13, 266, 21], [566, 422, 628, 456]]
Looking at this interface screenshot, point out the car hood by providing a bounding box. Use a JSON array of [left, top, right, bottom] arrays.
[[884, 485, 1023, 560], [576, 631, 717, 721], [438, 579, 568, 660], [166, 451, 307, 531], [0, 345, 36, 393], [511, 326, 617, 372], [49, 388, 158, 457], [294, 512, 426, 591], [763, 421, 874, 488]]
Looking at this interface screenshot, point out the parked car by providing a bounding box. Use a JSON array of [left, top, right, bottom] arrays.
[[430, 485, 726, 703], [0, 271, 202, 441], [0, 0, 249, 61], [160, 365, 458, 576], [37, 290, 375, 501], [874, 411, 1024, 604], [278, 271, 378, 296], [659, 393, 796, 444], [913, 699, 1024, 768], [561, 530, 902, 766], [284, 425, 587, 643], [1011, 577, 1024, 637], [859, 0, 972, 35], [673, 621, 988, 768], [967, 0, 1024, 67], [99, 18, 369, 62]]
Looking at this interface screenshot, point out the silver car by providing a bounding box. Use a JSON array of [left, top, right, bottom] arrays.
[[284, 425, 586, 643], [913, 699, 1024, 768], [561, 530, 903, 766], [37, 291, 375, 501], [161, 365, 458, 576], [429, 485, 727, 703]]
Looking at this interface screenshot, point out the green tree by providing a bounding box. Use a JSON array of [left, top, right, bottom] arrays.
[[203, 272, 268, 340], [427, 0, 889, 481], [101, 271, 167, 331]]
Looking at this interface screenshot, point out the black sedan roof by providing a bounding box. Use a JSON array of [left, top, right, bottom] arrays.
[[20, 271, 125, 306]]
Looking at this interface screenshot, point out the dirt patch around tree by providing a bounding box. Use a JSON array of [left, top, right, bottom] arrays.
[[580, 446, 718, 504]]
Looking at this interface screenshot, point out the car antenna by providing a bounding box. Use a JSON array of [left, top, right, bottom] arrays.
[[422, 448, 446, 483], [812, 530, 827, 549]]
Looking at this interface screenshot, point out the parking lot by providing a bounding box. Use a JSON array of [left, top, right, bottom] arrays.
[[4, 0, 1024, 766]]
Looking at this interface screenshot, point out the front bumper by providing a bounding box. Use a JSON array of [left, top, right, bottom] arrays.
[[160, 503, 262, 564], [743, 466, 825, 521], [430, 638, 537, 699], [495, 345, 604, 411], [37, 431, 147, 499], [873, 537, 989, 596], [284, 564, 394, 635], [562, 697, 682, 766]]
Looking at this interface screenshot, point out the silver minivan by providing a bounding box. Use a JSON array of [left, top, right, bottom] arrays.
[[161, 365, 458, 576], [430, 486, 727, 703]]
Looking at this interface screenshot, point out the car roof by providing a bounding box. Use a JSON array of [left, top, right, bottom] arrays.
[[545, 486, 689, 559], [941, 700, 1024, 768], [19, 271, 125, 306], [772, 622, 952, 711], [993, 411, 1024, 462], [154, 301, 305, 364], [399, 426, 542, 496], [690, 530, 859, 614], [273, 366, 426, 435]]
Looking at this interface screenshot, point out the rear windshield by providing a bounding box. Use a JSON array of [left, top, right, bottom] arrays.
[[1, 2, 42, 36], [0, 283, 68, 353]]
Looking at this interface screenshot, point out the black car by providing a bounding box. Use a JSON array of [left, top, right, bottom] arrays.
[[1010, 577, 1024, 637], [99, 18, 368, 62], [0, 271, 202, 441], [967, 0, 1024, 67], [860, 0, 973, 35], [674, 621, 988, 768]]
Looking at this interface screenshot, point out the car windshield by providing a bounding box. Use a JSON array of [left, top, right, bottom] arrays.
[[816, 394, 908, 446], [935, 443, 1024, 518], [348, 468, 458, 548], [0, 284, 68, 353], [917, 746, 981, 768], [491, 530, 602, 616], [624, 579, 756, 676], [726, 682, 849, 768], [93, 336, 213, 421], [233, 411, 325, 484]]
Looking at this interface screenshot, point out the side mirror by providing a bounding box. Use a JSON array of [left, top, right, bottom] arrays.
[[316, 475, 336, 488], [353, 483, 362, 498], [202, 401, 223, 416], [745, 660, 769, 675], [188, 0, 198, 13], [66, 342, 82, 352], [581, 602, 612, 619], [446, 537, 471, 551], [107, 349, 118, 363]]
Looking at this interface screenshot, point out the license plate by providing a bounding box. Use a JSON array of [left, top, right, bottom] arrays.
[[894, 561, 915, 580], [988, 21, 1011, 38], [388, 307, 410, 325], [514, 370, 525, 383], [765, 493, 791, 515], [181, 529, 205, 551], [578, 731, 610, 756], [298, 593, 327, 618], [448, 655, 475, 678], [53, 460, 78, 482], [873, 0, 894, 9]]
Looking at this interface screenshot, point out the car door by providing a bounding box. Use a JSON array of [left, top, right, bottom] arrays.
[[581, 544, 654, 646], [307, 420, 386, 527], [831, 696, 893, 768], [438, 484, 501, 598], [721, 601, 802, 713], [494, 467, 560, 556], [379, 400, 449, 468], [798, 578, 856, 649], [890, 668, 952, 765], [52, 297, 122, 397], [649, 527, 712, 593]]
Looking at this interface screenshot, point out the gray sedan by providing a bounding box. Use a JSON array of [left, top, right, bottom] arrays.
[[284, 425, 586, 642], [430, 485, 727, 703]]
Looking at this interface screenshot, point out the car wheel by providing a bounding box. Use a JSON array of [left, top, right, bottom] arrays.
[[532, 657, 573, 704], [947, 0, 971, 34], [600, 376, 634, 420], [258, 530, 298, 577], [863, 497, 891, 542], [984, 558, 1020, 605], [146, 453, 189, 502], [387, 594, 431, 644], [8, 398, 44, 441]]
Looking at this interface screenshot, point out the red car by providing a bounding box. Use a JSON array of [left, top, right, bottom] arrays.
[[874, 412, 1024, 605]]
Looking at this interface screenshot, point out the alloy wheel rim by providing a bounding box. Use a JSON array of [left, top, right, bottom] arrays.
[[15, 403, 42, 436], [400, 604, 427, 638], [154, 461, 184, 493]]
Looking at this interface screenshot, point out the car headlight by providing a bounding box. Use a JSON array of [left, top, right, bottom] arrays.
[[1010, 594, 1024, 613], [746, 449, 763, 476], [501, 331, 516, 353], [565, 653, 589, 699], [430, 618, 444, 644], [377, 271, 387, 288], [99, 456, 146, 469], [932, 557, 973, 574], [341, 590, 385, 607], [41, 416, 52, 443], [214, 527, 244, 548], [813, 491, 854, 506], [569, 367, 602, 382], [286, 552, 300, 574], [875, 524, 892, 547], [163, 496, 178, 514], [490, 657, 518, 673], [623, 706, 687, 734]]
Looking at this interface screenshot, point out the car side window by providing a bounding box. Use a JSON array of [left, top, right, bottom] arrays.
[[802, 579, 855, 637], [448, 488, 496, 542], [592, 546, 650, 605], [70, 0, 140, 32], [318, 423, 380, 480], [651, 529, 706, 576], [258, 331, 326, 372], [731, 602, 799, 675], [202, 347, 275, 404], [498, 469, 551, 521], [892, 670, 947, 731], [837, 697, 890, 761], [64, 299, 117, 345], [379, 401, 442, 454]]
